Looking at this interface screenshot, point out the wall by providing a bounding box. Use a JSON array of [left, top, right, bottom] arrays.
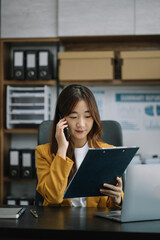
[[136, 0, 160, 35], [1, 0, 57, 38], [58, 0, 160, 37], [1, 0, 160, 38], [58, 0, 135, 36]]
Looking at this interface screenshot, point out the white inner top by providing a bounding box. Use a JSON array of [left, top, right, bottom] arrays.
[[71, 142, 89, 207]]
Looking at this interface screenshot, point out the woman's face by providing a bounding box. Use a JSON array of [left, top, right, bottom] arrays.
[[65, 100, 94, 148]]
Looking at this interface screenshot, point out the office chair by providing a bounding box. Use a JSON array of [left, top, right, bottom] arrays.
[[35, 120, 123, 205], [37, 120, 123, 146]]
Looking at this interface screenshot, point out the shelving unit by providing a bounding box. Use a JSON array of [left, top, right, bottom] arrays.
[[0, 38, 60, 204], [0, 35, 160, 204]]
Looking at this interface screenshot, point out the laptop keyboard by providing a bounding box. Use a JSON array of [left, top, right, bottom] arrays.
[[107, 210, 121, 216], [94, 210, 121, 221]]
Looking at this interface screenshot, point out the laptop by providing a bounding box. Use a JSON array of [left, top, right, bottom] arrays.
[[94, 164, 160, 222]]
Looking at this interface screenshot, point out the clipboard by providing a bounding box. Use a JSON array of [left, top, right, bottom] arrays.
[[64, 146, 139, 199]]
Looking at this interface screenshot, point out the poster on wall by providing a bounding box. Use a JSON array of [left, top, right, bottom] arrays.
[[112, 93, 160, 131], [89, 85, 160, 156], [110, 89, 160, 156]]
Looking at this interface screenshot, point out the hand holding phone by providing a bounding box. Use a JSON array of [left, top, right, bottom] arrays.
[[56, 116, 70, 160], [63, 126, 70, 141], [58, 113, 70, 141]]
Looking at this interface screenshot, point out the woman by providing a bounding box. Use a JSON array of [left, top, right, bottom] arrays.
[[36, 84, 123, 207]]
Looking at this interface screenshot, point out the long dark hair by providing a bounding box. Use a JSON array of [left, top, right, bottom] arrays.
[[50, 84, 102, 181]]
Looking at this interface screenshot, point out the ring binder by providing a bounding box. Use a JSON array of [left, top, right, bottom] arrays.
[[26, 51, 37, 80], [38, 50, 53, 80], [21, 150, 34, 179], [9, 150, 20, 179], [13, 50, 25, 80]]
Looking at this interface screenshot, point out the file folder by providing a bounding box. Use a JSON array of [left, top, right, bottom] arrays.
[[26, 51, 37, 80], [21, 150, 34, 178], [38, 50, 53, 80], [13, 50, 25, 80], [9, 150, 20, 179]]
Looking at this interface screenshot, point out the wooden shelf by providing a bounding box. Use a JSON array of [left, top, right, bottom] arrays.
[[60, 35, 160, 44], [4, 128, 38, 134], [4, 177, 36, 182], [60, 79, 160, 86], [4, 79, 160, 87], [1, 37, 60, 43], [3, 80, 56, 85]]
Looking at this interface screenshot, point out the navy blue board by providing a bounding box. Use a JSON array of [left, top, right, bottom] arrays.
[[64, 146, 139, 199]]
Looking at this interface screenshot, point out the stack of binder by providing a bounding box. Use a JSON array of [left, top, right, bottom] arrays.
[[7, 85, 55, 129], [13, 50, 53, 80], [6, 195, 35, 206], [8, 149, 36, 179]]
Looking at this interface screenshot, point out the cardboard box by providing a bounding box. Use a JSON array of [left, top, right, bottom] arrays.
[[58, 51, 114, 81], [120, 51, 160, 80]]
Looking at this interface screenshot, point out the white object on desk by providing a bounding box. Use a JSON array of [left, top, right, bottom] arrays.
[[0, 207, 26, 219]]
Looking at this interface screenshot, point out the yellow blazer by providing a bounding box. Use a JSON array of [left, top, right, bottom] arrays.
[[35, 141, 123, 208]]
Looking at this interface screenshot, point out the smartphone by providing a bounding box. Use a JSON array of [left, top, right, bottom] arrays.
[[58, 113, 70, 141]]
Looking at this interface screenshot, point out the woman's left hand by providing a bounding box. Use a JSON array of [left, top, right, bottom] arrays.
[[100, 177, 122, 205]]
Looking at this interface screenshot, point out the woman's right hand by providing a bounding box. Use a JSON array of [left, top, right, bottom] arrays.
[[55, 118, 69, 159]]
